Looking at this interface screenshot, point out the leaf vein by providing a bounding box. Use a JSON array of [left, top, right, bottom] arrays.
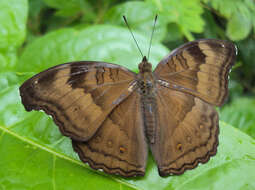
[[0, 125, 140, 190]]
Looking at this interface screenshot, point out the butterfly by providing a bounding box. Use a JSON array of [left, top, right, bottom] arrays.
[[19, 35, 237, 177]]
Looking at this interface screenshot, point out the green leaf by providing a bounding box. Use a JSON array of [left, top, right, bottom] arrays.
[[1, 72, 255, 189], [17, 25, 169, 73], [165, 23, 183, 42], [0, 0, 28, 49], [26, 0, 47, 43], [147, 0, 204, 40], [0, 72, 20, 90], [228, 79, 244, 99], [236, 38, 255, 95], [43, 0, 93, 17], [0, 72, 32, 91], [202, 10, 225, 39], [210, 0, 237, 18], [105, 1, 168, 42], [220, 97, 255, 139], [0, 0, 28, 70], [205, 0, 255, 41], [0, 51, 17, 71], [226, 7, 252, 41]]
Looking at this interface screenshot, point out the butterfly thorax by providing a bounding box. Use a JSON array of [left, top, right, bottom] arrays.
[[137, 56, 157, 144]]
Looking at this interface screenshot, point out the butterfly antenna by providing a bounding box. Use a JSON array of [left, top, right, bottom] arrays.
[[147, 15, 158, 61], [123, 16, 144, 58]]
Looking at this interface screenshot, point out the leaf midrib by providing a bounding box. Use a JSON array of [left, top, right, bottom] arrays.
[[0, 124, 141, 190]]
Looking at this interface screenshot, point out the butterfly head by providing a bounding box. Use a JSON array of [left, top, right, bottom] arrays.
[[139, 56, 152, 73]]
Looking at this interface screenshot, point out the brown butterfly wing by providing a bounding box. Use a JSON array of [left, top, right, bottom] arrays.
[[151, 85, 219, 176], [154, 39, 237, 106], [151, 39, 236, 176], [72, 91, 148, 177], [19, 61, 136, 141]]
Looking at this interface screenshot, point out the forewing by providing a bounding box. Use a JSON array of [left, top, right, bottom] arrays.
[[72, 92, 147, 177], [154, 39, 236, 106], [151, 84, 219, 176], [19, 61, 136, 141]]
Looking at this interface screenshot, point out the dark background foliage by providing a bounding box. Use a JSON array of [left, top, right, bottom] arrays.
[[0, 0, 255, 189]]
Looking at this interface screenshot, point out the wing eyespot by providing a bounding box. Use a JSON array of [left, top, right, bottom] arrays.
[[107, 140, 113, 148], [119, 146, 126, 154], [176, 143, 183, 151]]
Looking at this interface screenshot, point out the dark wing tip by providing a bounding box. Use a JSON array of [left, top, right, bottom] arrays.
[[19, 79, 36, 112]]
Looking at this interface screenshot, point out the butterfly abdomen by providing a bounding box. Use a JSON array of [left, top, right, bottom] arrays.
[[141, 96, 157, 144], [138, 74, 157, 144]]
